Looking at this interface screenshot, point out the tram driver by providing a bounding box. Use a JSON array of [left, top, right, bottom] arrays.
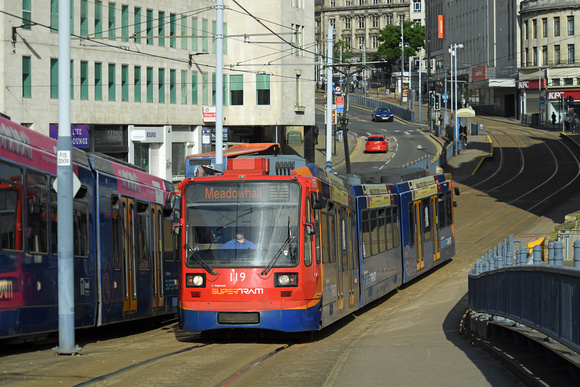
[[220, 230, 256, 250]]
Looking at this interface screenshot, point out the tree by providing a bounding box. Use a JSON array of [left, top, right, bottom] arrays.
[[376, 20, 425, 63], [333, 40, 353, 62], [374, 20, 425, 89]]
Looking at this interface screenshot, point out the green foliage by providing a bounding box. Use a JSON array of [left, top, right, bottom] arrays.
[[333, 40, 353, 62], [376, 21, 425, 61]]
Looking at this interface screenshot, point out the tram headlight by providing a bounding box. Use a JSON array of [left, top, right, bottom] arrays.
[[186, 273, 206, 288], [274, 273, 298, 287]]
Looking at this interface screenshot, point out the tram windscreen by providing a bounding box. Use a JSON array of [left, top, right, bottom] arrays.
[[183, 181, 301, 268]]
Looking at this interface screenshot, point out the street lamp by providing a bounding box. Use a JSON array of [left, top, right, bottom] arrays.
[[449, 43, 464, 156]]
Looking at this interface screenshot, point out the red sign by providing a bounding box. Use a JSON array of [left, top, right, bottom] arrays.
[[202, 107, 216, 122], [547, 90, 580, 100], [517, 79, 546, 89], [438, 15, 444, 38], [471, 65, 487, 82], [335, 96, 344, 106]]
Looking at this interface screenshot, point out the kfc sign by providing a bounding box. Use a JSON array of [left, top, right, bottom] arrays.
[[517, 79, 546, 89], [547, 90, 580, 100]]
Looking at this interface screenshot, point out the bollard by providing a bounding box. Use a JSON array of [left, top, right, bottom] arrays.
[[548, 242, 554, 266], [574, 240, 580, 269], [533, 245, 542, 265], [554, 241, 563, 267]]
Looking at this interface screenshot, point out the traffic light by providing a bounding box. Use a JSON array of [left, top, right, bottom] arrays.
[[434, 94, 441, 110]]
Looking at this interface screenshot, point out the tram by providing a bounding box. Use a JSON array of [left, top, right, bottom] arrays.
[[0, 117, 179, 341], [177, 154, 457, 333]]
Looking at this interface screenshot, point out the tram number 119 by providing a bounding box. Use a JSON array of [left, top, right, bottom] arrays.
[[230, 272, 246, 282]]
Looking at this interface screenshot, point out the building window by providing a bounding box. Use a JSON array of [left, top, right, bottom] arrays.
[[121, 64, 128, 101], [158, 11, 165, 47], [202, 19, 209, 53], [330, 0, 335, 6], [543, 45, 547, 66], [533, 47, 537, 66], [358, 36, 364, 48], [330, 18, 335, 29], [568, 44, 575, 64], [192, 17, 198, 51], [108, 2, 115, 40], [192, 73, 198, 104], [413, 0, 421, 12], [95, 1, 102, 37], [80, 0, 88, 36], [50, 58, 58, 98], [146, 9, 153, 45], [181, 16, 188, 50], [256, 73, 270, 105], [170, 69, 176, 104], [22, 0, 32, 29], [564, 78, 573, 85], [95, 62, 102, 100], [554, 17, 560, 37], [533, 19, 537, 39], [211, 74, 227, 106], [134, 66, 141, 102], [386, 14, 393, 25], [230, 74, 243, 105], [554, 45, 560, 65], [542, 18, 547, 38], [158, 68, 165, 103], [345, 1, 351, 6], [372, 16, 379, 28], [295, 74, 301, 107], [22, 56, 31, 98], [568, 16, 575, 36], [50, 0, 58, 33], [108, 63, 115, 101], [372, 35, 379, 49], [552, 78, 560, 86], [134, 7, 141, 44], [358, 17, 365, 29], [525, 48, 529, 66], [170, 14, 176, 48], [345, 17, 351, 29], [146, 67, 153, 102], [80, 61, 88, 100], [202, 72, 208, 105], [181, 70, 187, 104], [524, 21, 528, 40], [121, 5, 128, 42]]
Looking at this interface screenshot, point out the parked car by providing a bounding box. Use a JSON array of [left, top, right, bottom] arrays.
[[365, 135, 388, 153], [372, 106, 394, 122]]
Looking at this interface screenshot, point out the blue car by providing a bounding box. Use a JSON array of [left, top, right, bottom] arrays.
[[372, 106, 394, 122]]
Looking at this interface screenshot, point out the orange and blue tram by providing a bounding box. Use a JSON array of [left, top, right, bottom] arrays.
[[177, 156, 457, 333]]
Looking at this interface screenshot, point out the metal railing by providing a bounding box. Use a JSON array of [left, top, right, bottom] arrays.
[[468, 235, 580, 356]]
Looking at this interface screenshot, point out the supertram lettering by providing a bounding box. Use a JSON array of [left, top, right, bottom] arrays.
[[211, 288, 264, 295], [205, 187, 262, 200], [118, 169, 142, 193], [0, 280, 14, 299], [0, 124, 33, 160]]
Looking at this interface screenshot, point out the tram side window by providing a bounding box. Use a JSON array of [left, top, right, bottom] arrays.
[[136, 201, 150, 270], [385, 208, 394, 251], [393, 207, 400, 248], [446, 192, 453, 227], [377, 208, 386, 253], [320, 208, 329, 263], [304, 197, 312, 267], [340, 208, 348, 271], [314, 208, 321, 264], [408, 203, 415, 249], [26, 171, 48, 254], [0, 161, 23, 253], [350, 210, 358, 269], [328, 209, 336, 263], [423, 198, 432, 242], [163, 214, 174, 262], [361, 209, 371, 258], [50, 177, 57, 255], [111, 195, 122, 271], [73, 187, 89, 257]]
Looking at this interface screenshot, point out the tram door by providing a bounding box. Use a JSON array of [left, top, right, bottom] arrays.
[[151, 204, 164, 308], [121, 197, 137, 313], [338, 208, 349, 312], [420, 198, 434, 268], [332, 209, 343, 312], [413, 201, 424, 271], [431, 196, 440, 262]]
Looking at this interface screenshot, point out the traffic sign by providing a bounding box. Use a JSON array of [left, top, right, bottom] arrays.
[[540, 97, 546, 105], [335, 86, 341, 93], [442, 93, 448, 100]]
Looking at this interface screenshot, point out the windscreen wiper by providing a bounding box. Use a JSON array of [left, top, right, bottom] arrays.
[[261, 235, 295, 276], [185, 244, 217, 275]]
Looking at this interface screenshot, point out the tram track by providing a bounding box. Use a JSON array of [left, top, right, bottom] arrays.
[[453, 126, 580, 256]]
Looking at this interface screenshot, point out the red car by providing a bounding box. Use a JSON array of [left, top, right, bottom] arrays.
[[365, 135, 388, 153]]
